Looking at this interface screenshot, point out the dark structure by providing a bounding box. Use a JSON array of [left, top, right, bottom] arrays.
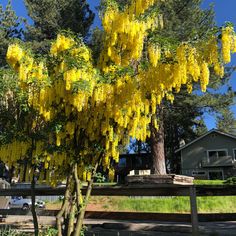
[[0, 162, 9, 181], [116, 153, 152, 183]]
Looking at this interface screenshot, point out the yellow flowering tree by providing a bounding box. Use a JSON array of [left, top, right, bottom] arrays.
[[3, 0, 236, 235], [0, 44, 53, 235]]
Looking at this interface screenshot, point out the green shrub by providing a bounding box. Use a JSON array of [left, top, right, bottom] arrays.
[[94, 172, 106, 183], [40, 227, 57, 236], [0, 227, 27, 236], [224, 176, 236, 185]]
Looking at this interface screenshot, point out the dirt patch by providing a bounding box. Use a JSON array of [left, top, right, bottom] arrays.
[[86, 203, 107, 211], [46, 196, 118, 212], [46, 202, 62, 210]]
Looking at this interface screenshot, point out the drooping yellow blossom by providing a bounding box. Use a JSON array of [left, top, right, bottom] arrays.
[[6, 44, 24, 70], [148, 44, 161, 67], [50, 34, 75, 56], [222, 26, 234, 63], [99, 0, 161, 70]]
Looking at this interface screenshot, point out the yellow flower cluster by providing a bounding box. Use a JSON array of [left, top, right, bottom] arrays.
[[148, 44, 161, 67], [0, 140, 30, 168], [145, 30, 236, 94], [222, 26, 236, 64], [7, 35, 97, 126], [6, 44, 24, 71], [0, 138, 66, 185], [50, 34, 75, 56], [100, 0, 162, 70], [108, 167, 115, 182], [7, 44, 48, 95]]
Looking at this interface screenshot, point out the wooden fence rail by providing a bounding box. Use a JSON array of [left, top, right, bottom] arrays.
[[1, 184, 236, 197]]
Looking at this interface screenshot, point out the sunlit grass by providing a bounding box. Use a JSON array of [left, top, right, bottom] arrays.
[[89, 196, 236, 213], [193, 179, 225, 185]]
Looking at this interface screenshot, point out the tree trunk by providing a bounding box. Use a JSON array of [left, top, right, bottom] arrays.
[[151, 106, 166, 175], [31, 172, 39, 236], [73, 162, 99, 236], [56, 174, 72, 236], [56, 160, 100, 235], [67, 193, 76, 236], [73, 179, 93, 236]]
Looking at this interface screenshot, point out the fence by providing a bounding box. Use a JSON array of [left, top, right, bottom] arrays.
[[1, 184, 236, 235]]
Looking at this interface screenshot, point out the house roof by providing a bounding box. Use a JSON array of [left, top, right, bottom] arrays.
[[175, 129, 236, 153]]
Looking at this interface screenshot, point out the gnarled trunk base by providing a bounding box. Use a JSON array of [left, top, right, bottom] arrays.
[[56, 162, 98, 236]]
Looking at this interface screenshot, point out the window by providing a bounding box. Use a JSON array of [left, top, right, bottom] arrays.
[[192, 171, 206, 176], [218, 150, 227, 157], [134, 156, 144, 168], [118, 158, 126, 168], [208, 171, 223, 180], [207, 149, 228, 160], [208, 151, 217, 158]]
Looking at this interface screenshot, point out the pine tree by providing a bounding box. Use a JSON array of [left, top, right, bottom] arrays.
[[24, 0, 95, 52], [0, 0, 24, 128], [0, 0, 23, 67], [216, 109, 236, 133]]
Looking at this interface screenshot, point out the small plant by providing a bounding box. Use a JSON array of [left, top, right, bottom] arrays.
[[40, 227, 58, 236], [94, 172, 106, 183], [0, 226, 27, 236], [103, 204, 110, 209], [224, 176, 236, 185], [58, 196, 64, 201], [80, 225, 87, 236]]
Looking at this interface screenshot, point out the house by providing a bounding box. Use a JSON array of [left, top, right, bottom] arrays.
[[175, 129, 236, 180]]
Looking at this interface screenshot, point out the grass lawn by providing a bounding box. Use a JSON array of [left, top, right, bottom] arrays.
[[110, 196, 236, 213], [82, 195, 236, 213], [46, 180, 236, 213], [46, 195, 236, 213], [193, 179, 225, 185]]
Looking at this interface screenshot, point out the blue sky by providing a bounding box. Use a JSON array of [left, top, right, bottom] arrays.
[[2, 0, 236, 130]]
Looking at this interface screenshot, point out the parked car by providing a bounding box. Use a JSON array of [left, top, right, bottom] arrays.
[[9, 196, 32, 210]]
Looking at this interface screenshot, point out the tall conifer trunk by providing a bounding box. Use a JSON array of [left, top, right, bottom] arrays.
[[151, 105, 166, 175]]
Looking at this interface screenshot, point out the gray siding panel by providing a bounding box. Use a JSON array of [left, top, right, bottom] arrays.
[[181, 132, 236, 179]]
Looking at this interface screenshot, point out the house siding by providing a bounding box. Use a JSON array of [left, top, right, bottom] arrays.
[[181, 132, 236, 179]]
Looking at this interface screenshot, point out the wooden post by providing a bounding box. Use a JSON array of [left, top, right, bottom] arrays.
[[189, 185, 199, 235]]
